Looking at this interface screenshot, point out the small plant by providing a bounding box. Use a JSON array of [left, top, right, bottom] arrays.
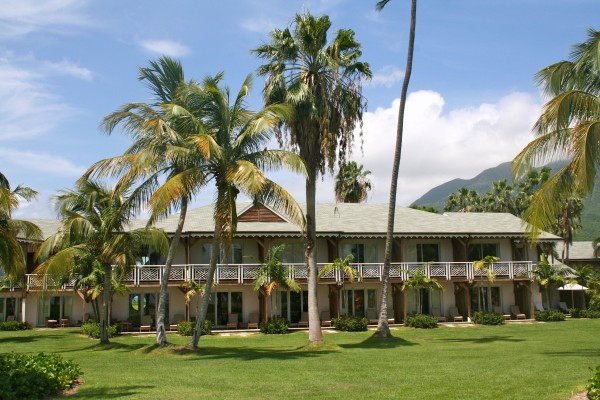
[[587, 365, 600, 400], [569, 308, 582, 318], [534, 310, 566, 322], [260, 318, 289, 334], [404, 314, 438, 329], [177, 320, 212, 336], [472, 311, 505, 326], [81, 321, 118, 338], [332, 316, 368, 332], [0, 352, 82, 400], [0, 321, 32, 331]]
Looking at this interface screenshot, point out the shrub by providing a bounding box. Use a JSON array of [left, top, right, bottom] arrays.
[[0, 352, 82, 400], [589, 295, 600, 311], [177, 320, 212, 336], [569, 308, 582, 318], [404, 314, 438, 329], [472, 311, 505, 326], [583, 309, 600, 319], [80, 321, 118, 339], [260, 318, 289, 334], [0, 320, 32, 331], [331, 316, 368, 332], [534, 310, 566, 322], [587, 365, 600, 400]]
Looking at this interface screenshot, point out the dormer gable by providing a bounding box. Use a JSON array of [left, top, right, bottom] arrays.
[[237, 203, 287, 223]]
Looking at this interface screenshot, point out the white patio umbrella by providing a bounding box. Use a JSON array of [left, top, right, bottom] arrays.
[[558, 283, 588, 308]]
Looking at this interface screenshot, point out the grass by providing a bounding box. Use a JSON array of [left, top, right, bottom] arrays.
[[2, 320, 600, 399]]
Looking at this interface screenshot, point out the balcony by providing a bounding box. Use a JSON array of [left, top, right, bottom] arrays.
[[24, 261, 534, 290]]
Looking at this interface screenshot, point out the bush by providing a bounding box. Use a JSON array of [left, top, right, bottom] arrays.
[[260, 318, 289, 334], [331, 316, 368, 332], [80, 321, 118, 339], [569, 308, 582, 318], [177, 320, 212, 336], [583, 309, 600, 319], [0, 320, 32, 331], [534, 310, 566, 322], [0, 352, 82, 400], [404, 314, 438, 329], [588, 365, 600, 400], [472, 311, 505, 326]]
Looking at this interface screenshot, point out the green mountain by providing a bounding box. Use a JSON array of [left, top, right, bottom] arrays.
[[411, 161, 600, 240]]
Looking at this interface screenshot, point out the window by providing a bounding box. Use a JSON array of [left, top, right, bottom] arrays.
[[207, 292, 243, 325], [470, 286, 501, 312], [468, 243, 498, 261], [280, 242, 304, 264], [341, 243, 377, 263], [276, 290, 308, 323], [202, 243, 243, 264], [417, 244, 440, 263], [341, 289, 377, 317]]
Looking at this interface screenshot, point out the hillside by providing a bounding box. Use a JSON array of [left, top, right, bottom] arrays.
[[411, 161, 600, 240]]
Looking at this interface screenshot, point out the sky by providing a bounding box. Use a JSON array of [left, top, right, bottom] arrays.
[[1, 0, 599, 218]]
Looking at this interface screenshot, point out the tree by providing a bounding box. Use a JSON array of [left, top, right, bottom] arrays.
[[473, 255, 499, 312], [334, 162, 373, 203], [513, 29, 600, 235], [35, 180, 168, 343], [84, 57, 211, 345], [189, 75, 306, 349], [317, 254, 359, 317], [0, 172, 42, 283], [179, 280, 211, 322], [401, 266, 442, 315], [374, 0, 417, 337], [253, 244, 301, 321], [444, 187, 483, 212], [553, 196, 583, 263], [254, 12, 371, 345], [532, 253, 573, 310]]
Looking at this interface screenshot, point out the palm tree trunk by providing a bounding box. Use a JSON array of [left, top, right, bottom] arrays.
[[156, 197, 188, 345], [376, 0, 417, 337], [100, 264, 112, 344], [306, 173, 323, 345], [190, 230, 219, 349]]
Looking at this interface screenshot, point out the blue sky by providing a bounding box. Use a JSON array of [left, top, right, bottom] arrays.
[[2, 0, 598, 217]]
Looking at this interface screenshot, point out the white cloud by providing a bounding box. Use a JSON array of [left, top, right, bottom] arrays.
[[43, 60, 93, 81], [0, 148, 86, 177], [140, 40, 190, 57], [368, 65, 404, 87], [0, 0, 91, 38]]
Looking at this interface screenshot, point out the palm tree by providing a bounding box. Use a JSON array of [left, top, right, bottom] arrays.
[[179, 280, 211, 322], [318, 254, 359, 318], [473, 255, 499, 312], [482, 179, 515, 214], [375, 0, 417, 337], [512, 28, 600, 235], [532, 253, 573, 310], [334, 162, 373, 203], [254, 12, 371, 345], [253, 244, 301, 322], [35, 180, 169, 343], [0, 172, 42, 283], [444, 187, 483, 212], [83, 57, 211, 345], [401, 266, 442, 315], [189, 75, 306, 349]]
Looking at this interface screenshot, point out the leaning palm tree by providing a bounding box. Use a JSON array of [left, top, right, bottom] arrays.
[[254, 12, 371, 345], [83, 57, 211, 345], [513, 28, 600, 235], [35, 180, 169, 343], [334, 162, 373, 203], [189, 75, 306, 349], [0, 172, 42, 283], [374, 0, 418, 337]]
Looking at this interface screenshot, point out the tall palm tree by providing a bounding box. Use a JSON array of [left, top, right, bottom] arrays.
[[444, 187, 483, 212], [513, 28, 600, 235], [0, 172, 42, 283], [83, 57, 211, 345], [375, 0, 417, 337], [334, 162, 373, 203], [189, 75, 306, 349], [35, 180, 169, 343], [254, 12, 371, 345]]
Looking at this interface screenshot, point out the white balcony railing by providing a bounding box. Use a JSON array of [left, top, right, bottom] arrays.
[[24, 261, 535, 290]]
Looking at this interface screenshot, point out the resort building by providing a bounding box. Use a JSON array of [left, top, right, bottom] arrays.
[[2, 203, 561, 328]]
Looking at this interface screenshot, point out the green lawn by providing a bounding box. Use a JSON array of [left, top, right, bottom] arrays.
[[2, 320, 599, 399]]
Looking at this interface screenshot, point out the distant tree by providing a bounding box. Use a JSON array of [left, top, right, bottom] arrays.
[[409, 204, 438, 213], [334, 162, 373, 203], [553, 196, 583, 263], [444, 187, 483, 212]]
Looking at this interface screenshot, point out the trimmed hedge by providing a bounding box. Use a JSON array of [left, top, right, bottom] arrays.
[[0, 320, 32, 331], [80, 321, 118, 339], [260, 318, 289, 334], [332, 317, 368, 332], [404, 314, 438, 329], [534, 310, 566, 322], [177, 320, 213, 336], [0, 352, 82, 400], [472, 311, 505, 326]]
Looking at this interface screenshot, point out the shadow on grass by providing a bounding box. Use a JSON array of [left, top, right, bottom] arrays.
[[338, 333, 415, 349], [82, 342, 148, 352], [543, 349, 600, 357], [437, 335, 524, 344], [75, 385, 154, 398], [169, 344, 338, 361], [0, 333, 64, 344]]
